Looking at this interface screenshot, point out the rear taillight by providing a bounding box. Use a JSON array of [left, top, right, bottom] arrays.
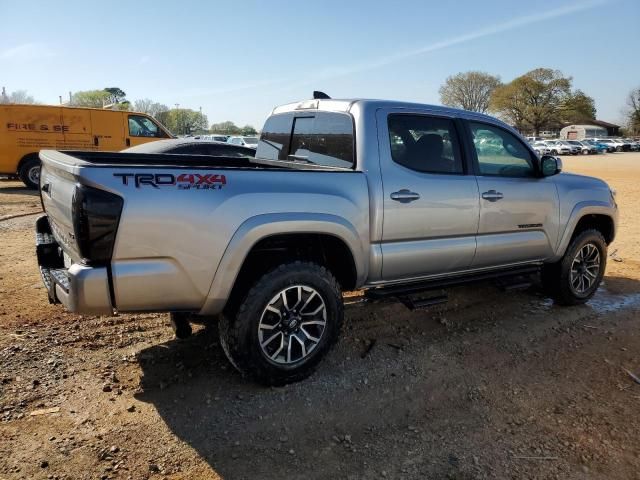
[[71, 185, 123, 265]]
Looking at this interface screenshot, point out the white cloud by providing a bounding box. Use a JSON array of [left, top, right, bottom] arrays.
[[287, 0, 613, 87], [0, 42, 56, 61]]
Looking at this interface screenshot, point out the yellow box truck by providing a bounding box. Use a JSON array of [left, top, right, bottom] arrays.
[[0, 104, 173, 188]]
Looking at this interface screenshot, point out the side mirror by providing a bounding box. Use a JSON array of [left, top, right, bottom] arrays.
[[541, 155, 562, 176]]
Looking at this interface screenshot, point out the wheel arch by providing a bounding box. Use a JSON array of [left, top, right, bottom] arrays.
[[199, 213, 368, 316], [551, 202, 616, 261]]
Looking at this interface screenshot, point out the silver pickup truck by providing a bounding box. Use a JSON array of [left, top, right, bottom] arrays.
[[36, 96, 618, 384]]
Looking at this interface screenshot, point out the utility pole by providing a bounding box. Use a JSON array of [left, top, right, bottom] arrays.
[[1, 86, 7, 103], [174, 104, 181, 135]]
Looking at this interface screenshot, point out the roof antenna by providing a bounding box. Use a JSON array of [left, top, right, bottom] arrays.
[[313, 91, 331, 100]]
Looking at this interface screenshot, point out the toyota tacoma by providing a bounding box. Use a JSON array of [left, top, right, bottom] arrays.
[[35, 95, 618, 384]]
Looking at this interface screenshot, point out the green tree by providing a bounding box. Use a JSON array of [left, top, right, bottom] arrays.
[[490, 68, 572, 135], [240, 125, 258, 135], [559, 90, 596, 124], [104, 87, 127, 105], [439, 71, 502, 113], [161, 108, 208, 135], [70, 89, 111, 107], [71, 88, 129, 108], [210, 121, 241, 135]]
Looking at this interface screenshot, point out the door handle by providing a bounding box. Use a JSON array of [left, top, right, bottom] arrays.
[[390, 189, 421, 203], [125, 138, 131, 147], [481, 190, 504, 202], [41, 183, 51, 196], [94, 136, 99, 147]]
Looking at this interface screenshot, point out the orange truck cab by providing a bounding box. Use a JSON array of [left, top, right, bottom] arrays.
[[0, 104, 173, 188]]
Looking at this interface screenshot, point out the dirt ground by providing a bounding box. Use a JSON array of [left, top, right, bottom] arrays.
[[1, 153, 639, 480]]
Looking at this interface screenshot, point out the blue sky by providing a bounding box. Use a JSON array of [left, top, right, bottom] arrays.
[[1, 0, 638, 128]]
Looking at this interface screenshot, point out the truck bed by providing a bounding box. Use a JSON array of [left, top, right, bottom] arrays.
[[41, 150, 349, 171]]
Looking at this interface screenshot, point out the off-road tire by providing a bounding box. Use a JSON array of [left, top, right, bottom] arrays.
[[18, 157, 41, 189], [542, 229, 607, 306], [219, 261, 343, 385]]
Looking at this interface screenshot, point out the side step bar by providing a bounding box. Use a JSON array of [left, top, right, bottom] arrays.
[[363, 264, 541, 308]]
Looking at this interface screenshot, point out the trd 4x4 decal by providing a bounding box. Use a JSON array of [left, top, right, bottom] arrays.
[[113, 173, 227, 190]]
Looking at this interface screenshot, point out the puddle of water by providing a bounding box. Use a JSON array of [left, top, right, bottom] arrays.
[[587, 290, 640, 314], [528, 287, 640, 315]]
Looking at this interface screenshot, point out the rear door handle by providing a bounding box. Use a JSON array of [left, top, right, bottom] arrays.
[[390, 189, 420, 203], [481, 190, 504, 202]]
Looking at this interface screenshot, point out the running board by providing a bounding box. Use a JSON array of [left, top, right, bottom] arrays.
[[399, 294, 448, 311], [365, 265, 541, 301]]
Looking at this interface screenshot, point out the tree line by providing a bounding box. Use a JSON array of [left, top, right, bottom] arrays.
[[3, 77, 639, 135], [439, 68, 639, 136], [1, 87, 258, 136]]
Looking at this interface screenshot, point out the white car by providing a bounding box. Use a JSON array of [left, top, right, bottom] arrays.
[[532, 141, 552, 156], [227, 136, 259, 148], [543, 140, 572, 156]]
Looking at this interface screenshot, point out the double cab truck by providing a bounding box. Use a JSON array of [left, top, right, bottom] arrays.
[[36, 96, 618, 384], [0, 104, 172, 188]]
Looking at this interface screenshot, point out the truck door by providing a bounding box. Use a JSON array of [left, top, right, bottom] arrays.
[[126, 114, 168, 148], [376, 109, 480, 281], [61, 108, 93, 150], [466, 120, 559, 268], [90, 110, 126, 151]]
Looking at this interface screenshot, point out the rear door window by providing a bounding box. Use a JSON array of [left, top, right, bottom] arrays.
[[387, 114, 464, 174]]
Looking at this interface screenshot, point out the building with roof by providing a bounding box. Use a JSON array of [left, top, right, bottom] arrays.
[[560, 120, 621, 140]]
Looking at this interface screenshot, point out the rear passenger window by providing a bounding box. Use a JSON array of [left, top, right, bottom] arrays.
[[387, 115, 463, 174], [289, 113, 354, 168]]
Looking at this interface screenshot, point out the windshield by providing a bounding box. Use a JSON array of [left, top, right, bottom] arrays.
[[243, 137, 259, 144]]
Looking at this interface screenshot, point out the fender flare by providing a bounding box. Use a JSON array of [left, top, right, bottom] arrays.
[[198, 212, 368, 315], [550, 201, 616, 262]]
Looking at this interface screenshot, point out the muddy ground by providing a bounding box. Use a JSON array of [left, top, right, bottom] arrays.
[[1, 153, 639, 480]]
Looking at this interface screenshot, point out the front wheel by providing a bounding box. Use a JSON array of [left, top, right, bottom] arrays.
[[542, 229, 607, 306], [219, 261, 343, 385]]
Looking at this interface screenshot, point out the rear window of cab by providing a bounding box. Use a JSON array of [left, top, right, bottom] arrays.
[[257, 112, 355, 169]]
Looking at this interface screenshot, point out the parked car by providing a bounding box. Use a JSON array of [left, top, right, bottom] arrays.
[[621, 138, 640, 151], [592, 138, 629, 152], [227, 136, 259, 148], [585, 138, 615, 153], [582, 139, 609, 154], [565, 140, 595, 155], [542, 140, 572, 156], [122, 138, 256, 157], [36, 96, 618, 385], [532, 141, 551, 156], [201, 134, 230, 142]]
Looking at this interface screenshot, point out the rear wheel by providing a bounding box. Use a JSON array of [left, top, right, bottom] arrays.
[[18, 157, 40, 189], [542, 229, 606, 306], [219, 261, 343, 385]]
